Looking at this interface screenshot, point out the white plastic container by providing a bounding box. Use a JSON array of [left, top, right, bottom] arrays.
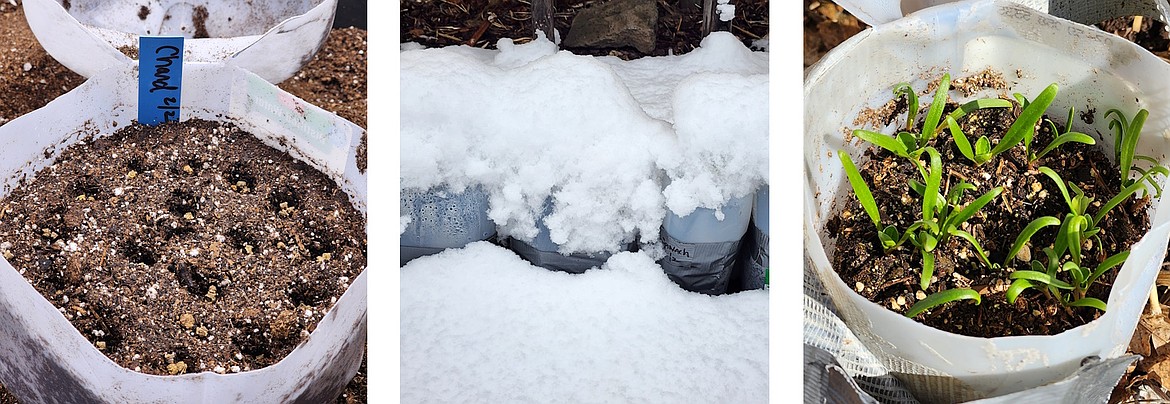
[[23, 0, 338, 83], [0, 62, 366, 403], [400, 185, 496, 266], [660, 193, 753, 295], [804, 1, 1170, 401]]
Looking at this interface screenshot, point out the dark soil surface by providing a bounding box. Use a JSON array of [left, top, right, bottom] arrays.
[[0, 119, 366, 377], [0, 1, 85, 125], [827, 71, 1151, 337], [401, 0, 769, 59], [278, 27, 368, 129]]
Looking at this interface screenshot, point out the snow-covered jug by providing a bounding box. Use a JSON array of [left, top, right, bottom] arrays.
[[400, 185, 496, 265], [659, 192, 753, 294]]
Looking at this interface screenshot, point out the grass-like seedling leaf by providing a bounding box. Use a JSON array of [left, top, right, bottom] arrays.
[[1036, 131, 1095, 161], [1004, 216, 1061, 266], [951, 229, 993, 268], [992, 84, 1058, 156], [1006, 278, 1033, 304], [1009, 270, 1074, 290], [1118, 108, 1147, 186], [905, 288, 981, 317], [922, 147, 942, 223], [1068, 297, 1107, 311], [894, 82, 919, 132], [1087, 251, 1129, 286], [920, 250, 935, 290], [855, 129, 912, 158], [839, 151, 882, 230], [943, 186, 1003, 235], [1030, 107, 1096, 163], [1094, 169, 1164, 225], [921, 74, 951, 144]]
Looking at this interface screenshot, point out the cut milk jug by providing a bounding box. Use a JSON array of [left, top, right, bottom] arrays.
[[742, 185, 768, 291], [508, 197, 629, 274], [400, 185, 496, 265], [659, 192, 753, 295]]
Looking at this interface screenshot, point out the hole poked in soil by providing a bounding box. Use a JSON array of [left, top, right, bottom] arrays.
[[268, 185, 302, 212], [166, 189, 200, 216], [290, 272, 336, 307], [225, 223, 261, 252], [168, 261, 219, 298], [225, 161, 256, 189], [121, 240, 158, 266], [70, 176, 100, 199]]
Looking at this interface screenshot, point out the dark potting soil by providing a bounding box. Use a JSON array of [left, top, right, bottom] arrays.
[[0, 119, 366, 376], [278, 27, 368, 130], [0, 3, 85, 125], [826, 72, 1152, 337]]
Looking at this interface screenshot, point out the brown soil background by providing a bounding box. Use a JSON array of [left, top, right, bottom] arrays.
[[805, 1, 1170, 401], [0, 0, 368, 402]]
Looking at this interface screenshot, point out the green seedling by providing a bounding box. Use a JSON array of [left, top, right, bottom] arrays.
[[920, 74, 951, 145], [894, 82, 918, 133], [903, 148, 1003, 289], [905, 288, 982, 318], [1107, 108, 1168, 197], [946, 84, 1056, 166], [1003, 216, 1061, 266], [1039, 166, 1162, 265], [1030, 106, 1096, 164], [839, 151, 903, 251], [857, 76, 1010, 174], [1006, 248, 1128, 312]]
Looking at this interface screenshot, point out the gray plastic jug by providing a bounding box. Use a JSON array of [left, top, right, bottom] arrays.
[[400, 185, 496, 265], [508, 197, 628, 273], [742, 185, 768, 290], [659, 193, 753, 294]]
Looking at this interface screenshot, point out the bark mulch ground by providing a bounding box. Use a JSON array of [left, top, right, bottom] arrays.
[[402, 0, 769, 59]]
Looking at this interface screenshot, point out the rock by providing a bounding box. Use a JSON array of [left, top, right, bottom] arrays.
[[562, 0, 658, 53], [179, 313, 195, 329], [270, 309, 298, 340]]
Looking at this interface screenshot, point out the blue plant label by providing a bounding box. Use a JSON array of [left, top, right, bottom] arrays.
[[138, 36, 184, 126]]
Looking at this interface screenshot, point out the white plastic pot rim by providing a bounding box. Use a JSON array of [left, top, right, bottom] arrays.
[[23, 0, 338, 83], [0, 62, 367, 403], [833, 0, 1170, 27], [804, 0, 1170, 401]]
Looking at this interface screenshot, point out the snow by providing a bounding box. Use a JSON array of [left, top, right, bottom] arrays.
[[400, 242, 769, 403], [400, 32, 768, 253], [717, 0, 736, 22]]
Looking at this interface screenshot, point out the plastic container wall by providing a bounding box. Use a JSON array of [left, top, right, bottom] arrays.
[[660, 193, 753, 294], [804, 1, 1170, 401], [508, 197, 627, 274], [0, 62, 366, 403], [741, 185, 768, 291], [400, 186, 496, 265]]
